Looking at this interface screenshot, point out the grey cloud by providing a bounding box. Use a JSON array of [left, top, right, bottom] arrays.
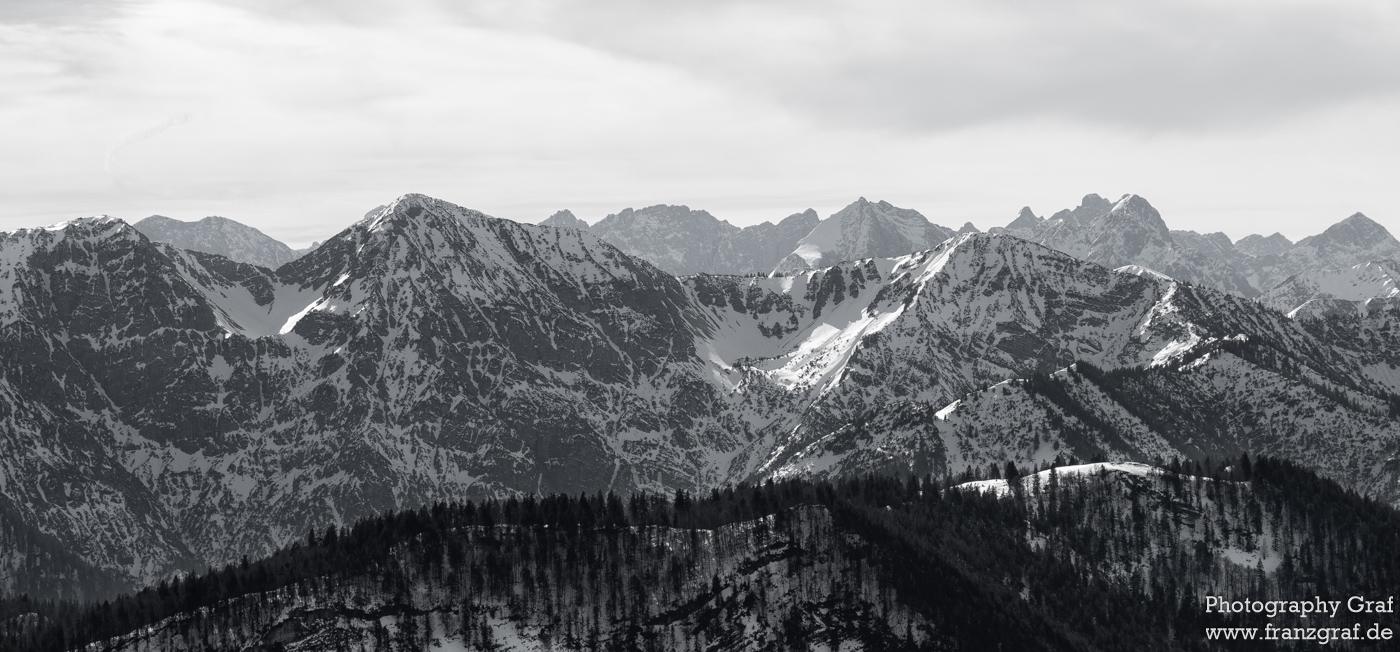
[[783, 3, 1400, 132], [385, 0, 1400, 133], [0, 0, 131, 25]]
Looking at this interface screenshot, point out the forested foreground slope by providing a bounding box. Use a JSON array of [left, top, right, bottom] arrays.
[[3, 458, 1397, 651]]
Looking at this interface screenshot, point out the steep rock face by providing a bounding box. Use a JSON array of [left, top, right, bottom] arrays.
[[590, 205, 738, 276], [713, 208, 820, 274], [1004, 206, 1041, 231], [694, 232, 1400, 491], [0, 497, 129, 602], [0, 218, 220, 586], [0, 199, 744, 592], [132, 215, 300, 270], [773, 198, 957, 273], [154, 196, 753, 570]]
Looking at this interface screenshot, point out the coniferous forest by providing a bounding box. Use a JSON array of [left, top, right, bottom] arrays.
[[1, 456, 1397, 651]]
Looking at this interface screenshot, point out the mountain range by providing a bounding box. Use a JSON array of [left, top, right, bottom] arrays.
[[572, 204, 824, 276], [3, 192, 1400, 606], [126, 195, 1400, 308], [998, 193, 1400, 299]]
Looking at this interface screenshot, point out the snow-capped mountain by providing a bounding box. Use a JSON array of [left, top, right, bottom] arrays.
[[772, 198, 960, 273], [585, 204, 819, 275], [708, 234, 1400, 496], [1261, 259, 1400, 319], [133, 215, 301, 270], [1248, 212, 1400, 292], [5, 193, 1400, 600]]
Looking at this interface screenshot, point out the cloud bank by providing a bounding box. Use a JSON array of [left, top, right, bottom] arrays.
[[1, 0, 1397, 245]]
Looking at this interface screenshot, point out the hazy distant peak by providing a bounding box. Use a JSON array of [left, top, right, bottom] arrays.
[[1006, 206, 1041, 231], [541, 209, 589, 230], [1235, 232, 1293, 257], [1237, 232, 1288, 257], [957, 222, 979, 234], [1049, 193, 1115, 227], [596, 204, 729, 229], [133, 213, 299, 270], [773, 197, 954, 272], [137, 214, 178, 227], [1104, 194, 1170, 239], [778, 208, 821, 228], [1082, 193, 1111, 209], [1292, 212, 1398, 254]]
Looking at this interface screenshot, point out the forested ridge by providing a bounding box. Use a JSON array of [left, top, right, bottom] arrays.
[[2, 456, 1398, 651]]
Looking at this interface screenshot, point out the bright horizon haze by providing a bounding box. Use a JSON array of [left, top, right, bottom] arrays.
[[2, 0, 1398, 248]]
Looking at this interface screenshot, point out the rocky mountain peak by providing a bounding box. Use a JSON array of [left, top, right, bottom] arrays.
[[1079, 193, 1113, 214], [1006, 206, 1041, 231], [1103, 194, 1170, 239], [772, 197, 955, 273], [541, 209, 589, 230], [586, 204, 741, 275], [30, 214, 134, 239], [1235, 232, 1293, 257], [1047, 193, 1114, 227], [358, 193, 453, 235], [1303, 212, 1396, 249], [133, 212, 299, 270], [596, 204, 727, 230]]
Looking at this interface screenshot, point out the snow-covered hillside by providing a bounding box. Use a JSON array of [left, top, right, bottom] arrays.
[[1262, 259, 1400, 319]]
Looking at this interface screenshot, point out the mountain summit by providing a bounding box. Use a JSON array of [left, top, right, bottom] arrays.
[[564, 204, 818, 275], [540, 209, 589, 230], [133, 215, 300, 270], [772, 197, 957, 273], [999, 193, 1400, 298]]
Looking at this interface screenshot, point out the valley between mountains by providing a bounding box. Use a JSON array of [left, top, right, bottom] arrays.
[[2, 192, 1400, 606]]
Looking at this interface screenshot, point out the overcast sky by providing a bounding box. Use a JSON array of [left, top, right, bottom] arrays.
[[2, 0, 1398, 247]]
